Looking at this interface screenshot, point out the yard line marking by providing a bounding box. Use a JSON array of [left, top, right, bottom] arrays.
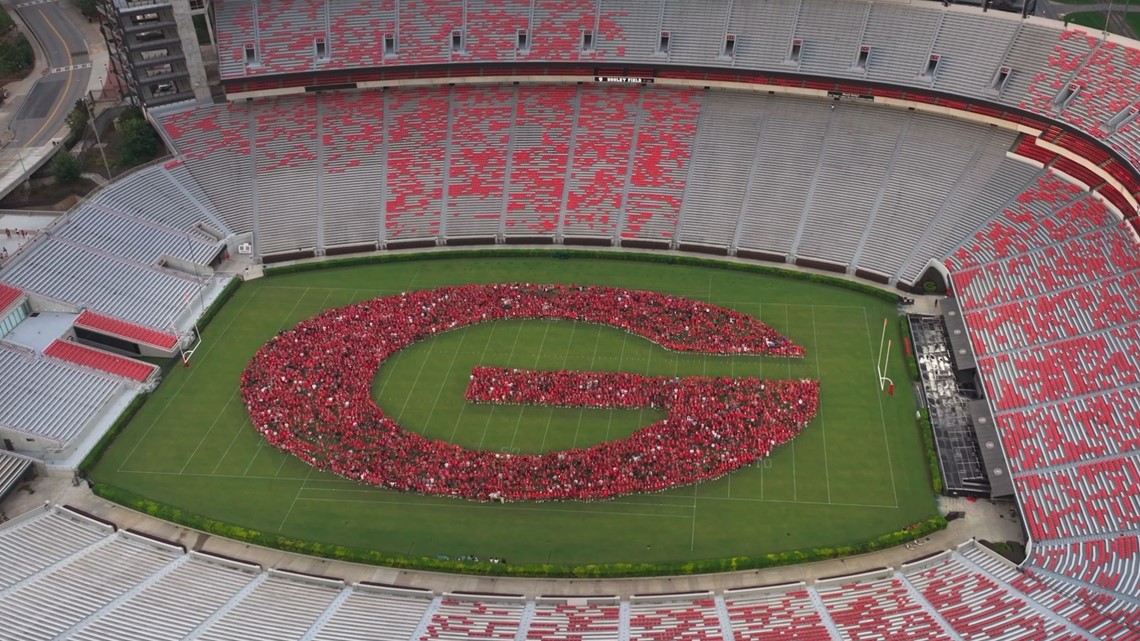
[[117, 286, 266, 472], [295, 496, 693, 519], [448, 322, 499, 444], [477, 322, 525, 450], [696, 495, 898, 509], [538, 322, 577, 452], [211, 417, 252, 475], [508, 320, 552, 451], [420, 324, 471, 432], [596, 325, 618, 446], [180, 388, 242, 475], [181, 287, 315, 474], [279, 464, 316, 530], [863, 308, 900, 508], [690, 483, 699, 551], [811, 306, 833, 504], [787, 304, 796, 502]]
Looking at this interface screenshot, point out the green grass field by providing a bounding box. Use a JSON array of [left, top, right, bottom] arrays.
[[91, 255, 937, 567]]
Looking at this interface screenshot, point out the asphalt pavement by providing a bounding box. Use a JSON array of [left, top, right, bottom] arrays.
[[9, 0, 92, 147]]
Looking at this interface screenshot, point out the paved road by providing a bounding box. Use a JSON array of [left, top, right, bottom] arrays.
[[9, 0, 92, 147]]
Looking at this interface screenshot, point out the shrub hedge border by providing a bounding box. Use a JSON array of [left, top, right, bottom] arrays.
[[90, 251, 947, 577], [264, 248, 903, 303]]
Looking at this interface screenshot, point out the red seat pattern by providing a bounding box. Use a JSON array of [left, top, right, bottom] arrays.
[[327, 0, 395, 70], [1033, 535, 1140, 597], [529, 0, 603, 61], [526, 602, 620, 640], [0, 283, 21, 313], [997, 387, 1140, 470], [911, 555, 1085, 641], [386, 87, 449, 240], [564, 85, 638, 238], [320, 91, 384, 174], [818, 578, 953, 641], [250, 0, 328, 77], [463, 0, 530, 61], [1011, 136, 1059, 166], [161, 103, 252, 162], [947, 172, 1085, 270], [397, 0, 464, 65], [622, 89, 701, 241], [1019, 30, 1097, 118], [1017, 455, 1140, 540], [254, 96, 318, 173], [724, 589, 832, 641], [627, 598, 725, 641], [1010, 571, 1140, 641], [74, 310, 179, 350], [446, 85, 513, 237], [505, 86, 575, 236], [43, 340, 157, 383], [421, 598, 526, 640]]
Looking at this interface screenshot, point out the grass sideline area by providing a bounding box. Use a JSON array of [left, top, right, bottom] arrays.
[[91, 254, 938, 572]]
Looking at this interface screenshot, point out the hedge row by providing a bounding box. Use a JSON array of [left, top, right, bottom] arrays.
[[265, 248, 903, 303], [916, 408, 944, 494], [92, 482, 946, 578]]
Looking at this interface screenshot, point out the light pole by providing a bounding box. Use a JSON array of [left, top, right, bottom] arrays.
[[85, 93, 112, 181]]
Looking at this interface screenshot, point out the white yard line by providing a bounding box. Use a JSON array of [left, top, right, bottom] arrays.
[[811, 306, 833, 504], [863, 307, 900, 508]]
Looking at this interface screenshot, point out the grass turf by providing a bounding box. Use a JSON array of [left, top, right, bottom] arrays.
[[92, 256, 937, 567]]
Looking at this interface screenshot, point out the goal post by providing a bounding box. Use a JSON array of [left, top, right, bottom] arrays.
[[876, 317, 894, 394]]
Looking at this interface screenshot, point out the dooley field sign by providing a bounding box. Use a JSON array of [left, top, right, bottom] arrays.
[[241, 283, 819, 502]]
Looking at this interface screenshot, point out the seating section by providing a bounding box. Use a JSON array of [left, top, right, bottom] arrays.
[[564, 85, 638, 238], [43, 340, 157, 383], [197, 572, 344, 641], [906, 553, 1085, 641], [0, 283, 20, 312], [621, 88, 700, 241], [1016, 454, 1140, 541], [310, 588, 433, 641], [526, 601, 621, 640], [158, 102, 254, 235], [386, 86, 449, 242], [0, 343, 126, 447], [75, 311, 180, 351], [1032, 535, 1140, 598], [0, 508, 113, 591], [70, 554, 260, 641], [446, 85, 513, 238], [505, 85, 574, 236], [627, 596, 724, 641], [723, 587, 833, 641], [817, 576, 953, 641], [320, 90, 386, 248], [0, 532, 181, 641], [421, 596, 527, 640], [6, 513, 1140, 641]]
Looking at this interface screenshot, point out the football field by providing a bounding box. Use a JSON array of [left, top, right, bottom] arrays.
[[91, 255, 937, 567]]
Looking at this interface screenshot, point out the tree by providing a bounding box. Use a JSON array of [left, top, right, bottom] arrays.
[[53, 151, 83, 185], [115, 117, 159, 166], [73, 0, 97, 19], [66, 101, 89, 139]]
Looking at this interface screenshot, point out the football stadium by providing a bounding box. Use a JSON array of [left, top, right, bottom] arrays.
[[0, 0, 1137, 639]]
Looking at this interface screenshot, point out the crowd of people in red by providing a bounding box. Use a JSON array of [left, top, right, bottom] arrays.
[[241, 283, 816, 502]]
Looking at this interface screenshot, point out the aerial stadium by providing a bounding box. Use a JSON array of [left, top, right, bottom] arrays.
[[0, 0, 1137, 639]]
